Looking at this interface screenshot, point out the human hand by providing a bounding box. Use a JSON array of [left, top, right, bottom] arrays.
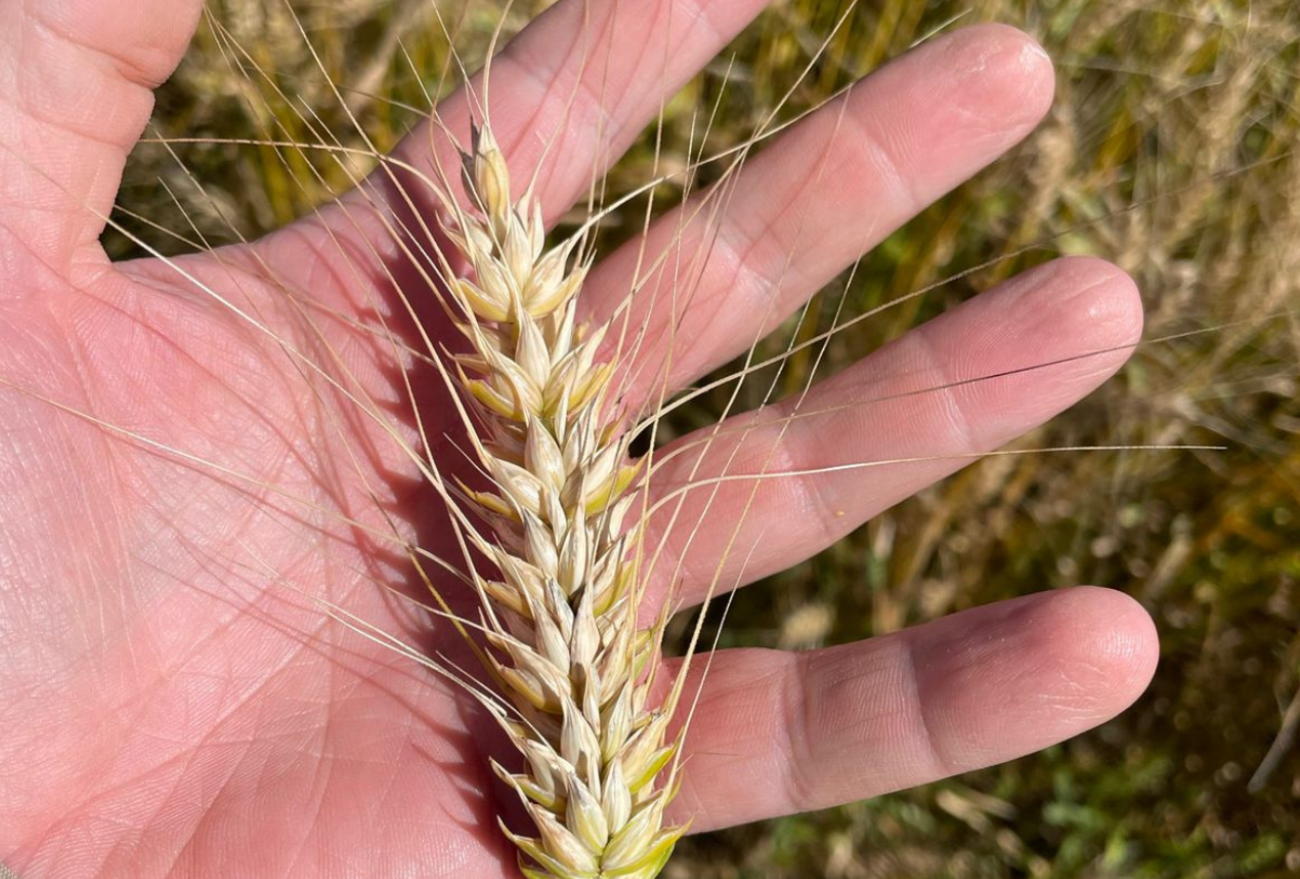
[[0, 1, 1157, 877]]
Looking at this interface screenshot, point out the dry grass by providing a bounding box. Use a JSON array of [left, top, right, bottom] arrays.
[[105, 1, 1300, 877]]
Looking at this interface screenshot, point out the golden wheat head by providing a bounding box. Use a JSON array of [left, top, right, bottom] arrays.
[[441, 122, 686, 879]]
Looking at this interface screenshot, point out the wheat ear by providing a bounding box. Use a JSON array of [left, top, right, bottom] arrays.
[[440, 122, 687, 879]]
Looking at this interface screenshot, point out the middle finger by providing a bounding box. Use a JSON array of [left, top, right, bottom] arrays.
[[584, 24, 1056, 410]]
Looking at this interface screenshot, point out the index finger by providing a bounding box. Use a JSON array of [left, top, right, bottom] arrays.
[[306, 0, 775, 254]]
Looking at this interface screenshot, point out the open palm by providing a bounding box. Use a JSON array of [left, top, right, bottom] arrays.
[[0, 2, 1158, 877]]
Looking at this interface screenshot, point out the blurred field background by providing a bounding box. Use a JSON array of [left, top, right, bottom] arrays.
[[109, 0, 1300, 876]]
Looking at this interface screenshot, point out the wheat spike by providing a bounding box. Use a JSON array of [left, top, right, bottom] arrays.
[[442, 123, 687, 879]]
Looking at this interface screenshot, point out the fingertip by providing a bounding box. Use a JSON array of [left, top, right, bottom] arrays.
[[1050, 585, 1160, 713], [939, 23, 1056, 131], [959, 255, 1143, 425], [916, 586, 1159, 766], [990, 585, 1159, 734], [1050, 256, 1146, 354]]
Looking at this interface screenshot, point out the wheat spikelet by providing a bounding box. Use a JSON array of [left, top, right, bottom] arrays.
[[441, 123, 687, 879]]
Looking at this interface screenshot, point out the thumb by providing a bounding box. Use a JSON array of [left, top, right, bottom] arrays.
[[0, 0, 202, 273]]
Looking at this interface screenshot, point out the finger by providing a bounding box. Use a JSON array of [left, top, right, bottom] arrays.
[[425, 0, 773, 215], [665, 586, 1159, 832], [308, 0, 773, 250], [643, 257, 1143, 609], [583, 24, 1056, 409], [0, 0, 203, 269]]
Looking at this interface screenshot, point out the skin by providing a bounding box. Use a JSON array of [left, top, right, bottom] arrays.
[[0, 1, 1158, 877]]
